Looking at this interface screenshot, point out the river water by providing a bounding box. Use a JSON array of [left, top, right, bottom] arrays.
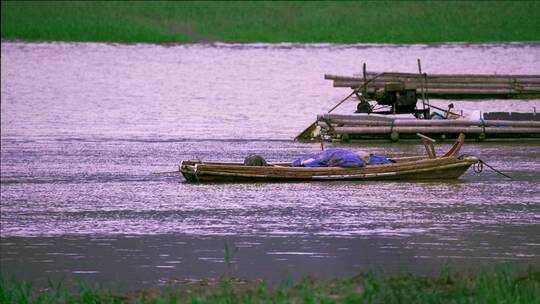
[[1, 41, 540, 290]]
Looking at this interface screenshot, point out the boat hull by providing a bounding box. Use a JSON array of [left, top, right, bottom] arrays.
[[180, 156, 478, 183]]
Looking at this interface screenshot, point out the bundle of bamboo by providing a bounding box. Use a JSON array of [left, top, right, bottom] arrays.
[[325, 72, 540, 98], [317, 113, 540, 141]]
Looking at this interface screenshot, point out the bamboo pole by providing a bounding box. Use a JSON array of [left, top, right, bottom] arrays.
[[363, 72, 540, 80], [332, 126, 540, 134], [331, 85, 538, 96], [418, 59, 427, 112], [327, 74, 540, 85], [333, 81, 524, 89], [325, 118, 540, 127], [294, 90, 357, 141], [363, 63, 368, 97], [326, 73, 540, 82], [332, 81, 539, 92], [320, 113, 397, 121], [295, 71, 387, 141]]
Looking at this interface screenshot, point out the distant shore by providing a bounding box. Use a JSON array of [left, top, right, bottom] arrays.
[[2, 1, 539, 44]]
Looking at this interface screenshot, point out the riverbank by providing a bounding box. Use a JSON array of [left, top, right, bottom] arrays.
[[2, 1, 539, 44], [1, 268, 539, 303]]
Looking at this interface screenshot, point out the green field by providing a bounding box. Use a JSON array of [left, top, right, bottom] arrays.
[[1, 268, 539, 303], [2, 1, 539, 44]]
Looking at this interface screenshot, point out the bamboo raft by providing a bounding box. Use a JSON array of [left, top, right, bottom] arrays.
[[325, 72, 540, 99], [317, 113, 540, 141], [296, 69, 540, 142], [180, 134, 478, 183]]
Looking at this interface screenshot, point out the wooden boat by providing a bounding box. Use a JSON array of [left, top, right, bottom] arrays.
[[180, 133, 478, 183]]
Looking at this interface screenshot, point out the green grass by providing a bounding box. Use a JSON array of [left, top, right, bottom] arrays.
[[1, 268, 539, 303], [2, 1, 540, 44]]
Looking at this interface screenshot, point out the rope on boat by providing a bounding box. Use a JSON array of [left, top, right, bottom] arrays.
[[461, 155, 512, 179], [473, 160, 484, 173], [478, 159, 513, 179], [459, 154, 512, 179]]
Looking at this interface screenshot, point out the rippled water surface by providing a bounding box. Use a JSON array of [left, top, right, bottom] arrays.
[[1, 41, 540, 289]]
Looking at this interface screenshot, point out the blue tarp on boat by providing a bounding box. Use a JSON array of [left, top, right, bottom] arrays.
[[291, 148, 392, 168]]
